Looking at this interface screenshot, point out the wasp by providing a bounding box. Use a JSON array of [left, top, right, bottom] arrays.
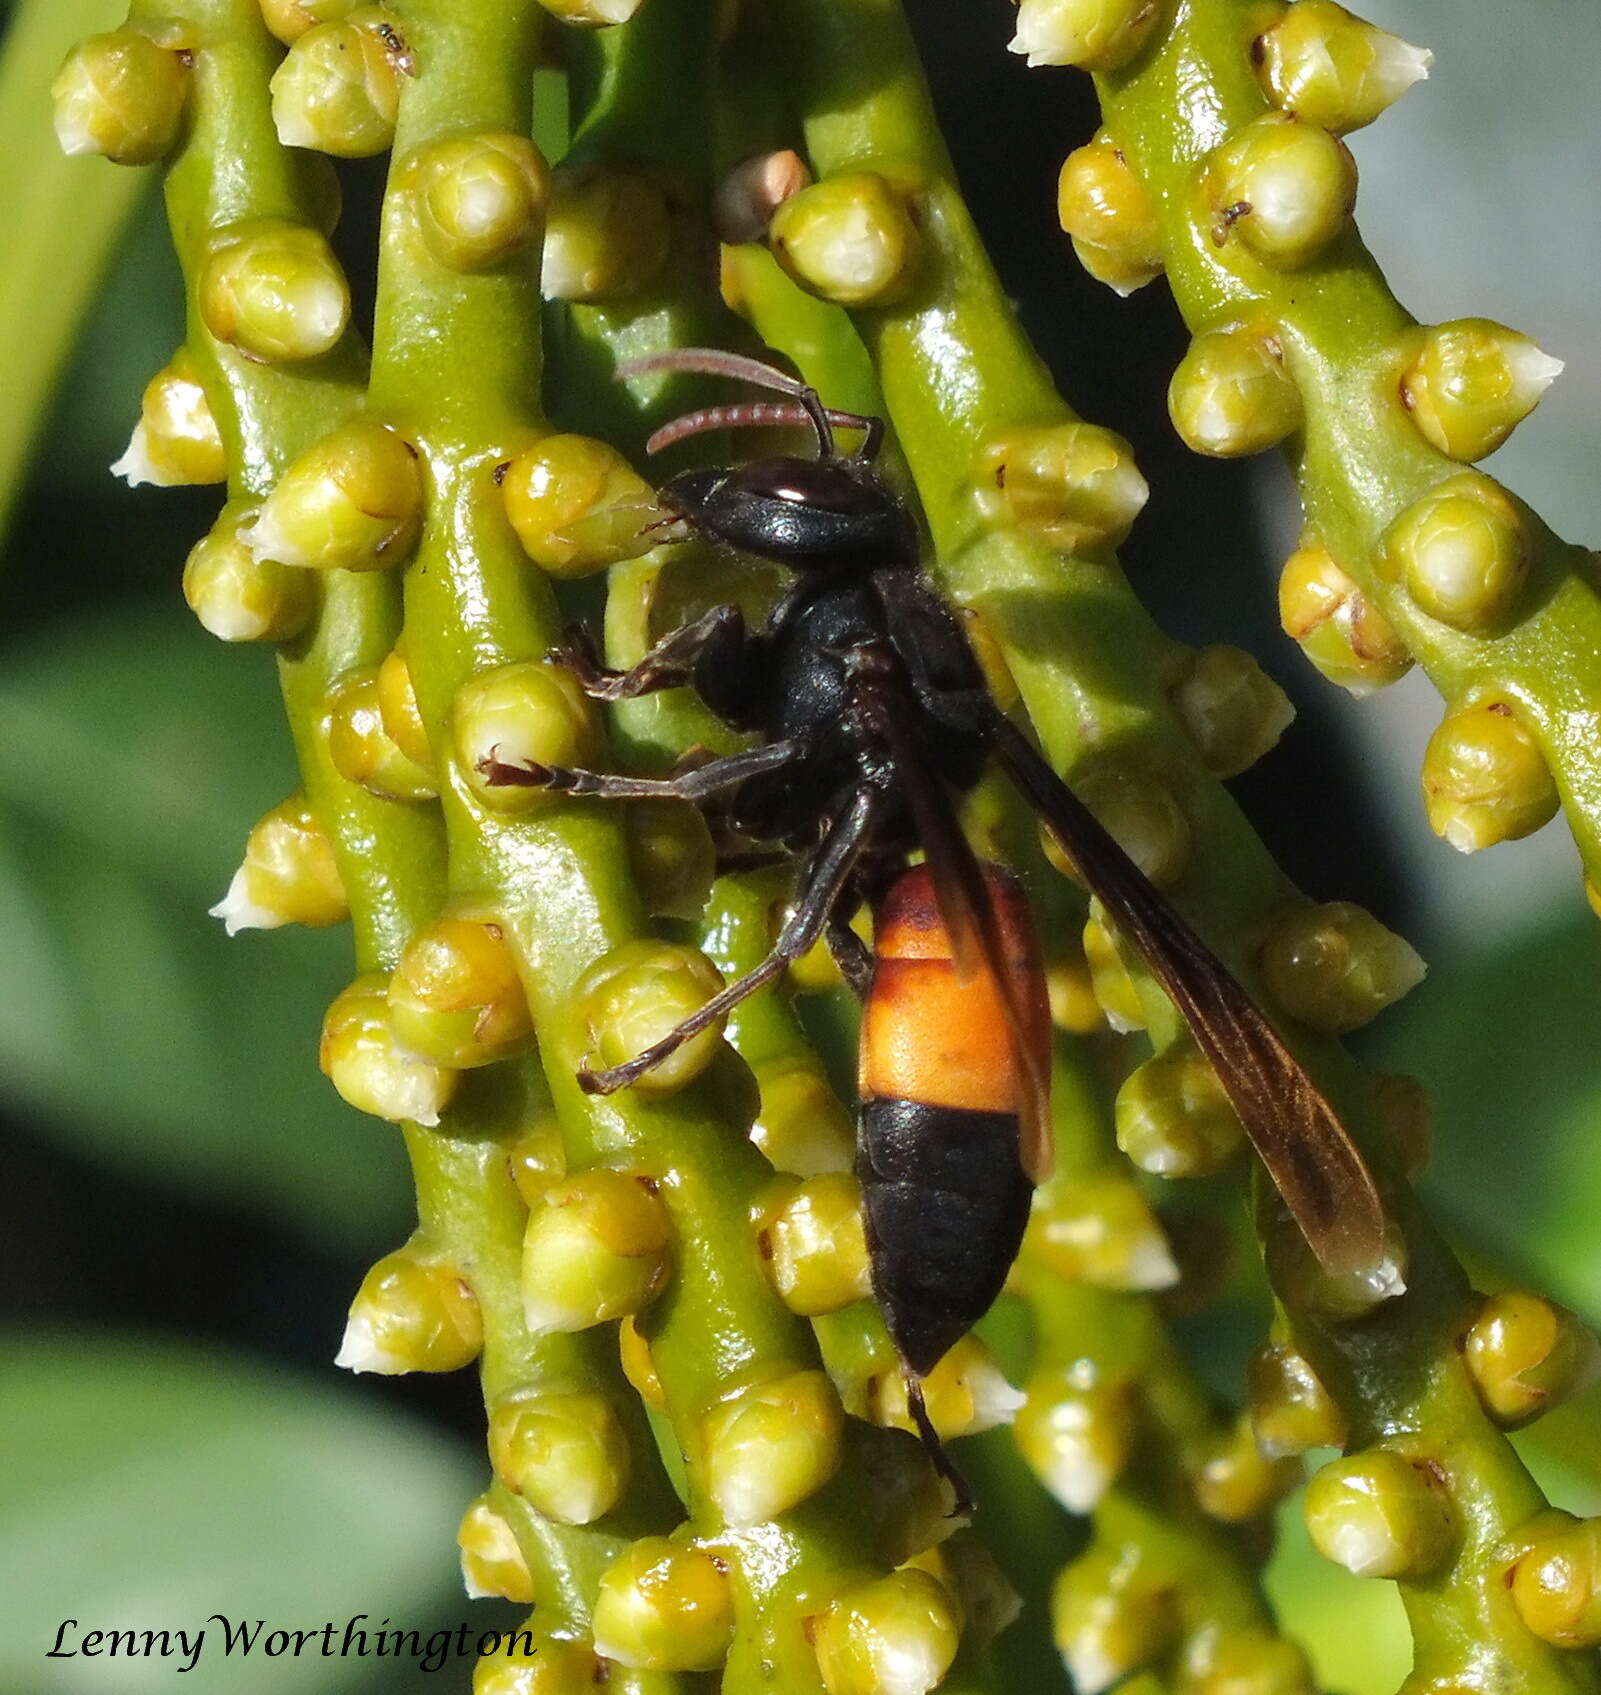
[[484, 347, 1386, 1496]]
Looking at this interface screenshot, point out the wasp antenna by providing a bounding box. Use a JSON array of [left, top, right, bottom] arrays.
[[614, 345, 807, 396], [645, 400, 885, 457]]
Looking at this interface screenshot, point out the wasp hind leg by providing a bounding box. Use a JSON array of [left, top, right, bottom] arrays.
[[906, 1376, 974, 1521], [478, 738, 798, 802]]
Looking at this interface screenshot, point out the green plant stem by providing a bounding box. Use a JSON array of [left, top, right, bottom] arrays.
[[0, 0, 147, 545], [1095, 0, 1601, 885]]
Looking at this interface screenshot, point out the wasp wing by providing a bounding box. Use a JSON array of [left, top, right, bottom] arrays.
[[986, 711, 1387, 1276]]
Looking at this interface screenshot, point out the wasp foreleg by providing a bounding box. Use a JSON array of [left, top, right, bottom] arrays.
[[554, 603, 748, 702], [478, 738, 798, 801]]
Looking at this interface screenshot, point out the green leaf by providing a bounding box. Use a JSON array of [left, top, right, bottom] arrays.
[[0, 600, 413, 1249], [0, 1330, 484, 1695]]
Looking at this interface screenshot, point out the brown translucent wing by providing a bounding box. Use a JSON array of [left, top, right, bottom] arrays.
[[874, 700, 1056, 1184], [987, 713, 1387, 1275]]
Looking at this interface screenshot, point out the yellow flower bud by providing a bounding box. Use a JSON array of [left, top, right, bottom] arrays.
[[457, 1497, 535, 1603], [593, 1538, 734, 1672], [407, 133, 550, 272], [521, 1168, 672, 1333], [1278, 543, 1411, 694], [1259, 900, 1425, 1032], [328, 668, 440, 801], [769, 171, 923, 308], [1076, 766, 1192, 887], [1255, 0, 1431, 132], [53, 30, 189, 165], [1116, 1044, 1246, 1178], [508, 1123, 564, 1207], [1056, 131, 1164, 296], [1083, 913, 1146, 1033], [974, 422, 1148, 552], [1421, 699, 1558, 853], [489, 1390, 631, 1524], [703, 1368, 845, 1526], [1510, 1518, 1601, 1648], [211, 792, 347, 934], [249, 420, 423, 573], [1170, 644, 1295, 777], [376, 644, 435, 771], [388, 916, 533, 1068], [1193, 1413, 1301, 1522], [619, 1315, 667, 1410], [472, 1638, 602, 1695], [1464, 1293, 1601, 1430], [260, 0, 359, 45], [542, 165, 671, 301], [1170, 326, 1303, 457], [579, 940, 727, 1097], [758, 1173, 871, 1315], [1207, 114, 1357, 268], [113, 350, 226, 488], [184, 504, 315, 645], [200, 219, 351, 362], [454, 660, 600, 811], [1008, 0, 1160, 70], [750, 1058, 856, 1175], [1016, 1369, 1137, 1512], [1028, 1172, 1178, 1291], [1304, 1447, 1454, 1578], [502, 434, 663, 578], [320, 974, 458, 1126], [868, 1337, 1025, 1441], [336, 1246, 480, 1372], [1047, 954, 1105, 1034], [1402, 319, 1563, 463], [815, 1568, 961, 1695], [1180, 1626, 1316, 1695], [271, 10, 403, 157], [1247, 1340, 1345, 1457], [625, 797, 716, 921], [1052, 1548, 1175, 1695], [1385, 472, 1530, 633], [1371, 1071, 1433, 1180]]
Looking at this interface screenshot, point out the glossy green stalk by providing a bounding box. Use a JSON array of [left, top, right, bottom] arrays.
[[1094, 0, 1601, 886], [761, 0, 1600, 1687]]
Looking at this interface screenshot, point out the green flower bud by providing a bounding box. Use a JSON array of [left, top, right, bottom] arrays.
[[473, 1639, 602, 1695], [1052, 1548, 1175, 1695], [1255, 0, 1431, 132], [542, 165, 670, 301], [271, 10, 403, 157], [1421, 699, 1558, 852], [592, 1538, 734, 1671], [757, 1173, 871, 1315], [1304, 1447, 1454, 1578], [1259, 899, 1425, 1032], [508, 1122, 565, 1207], [454, 660, 600, 811], [624, 797, 716, 921], [619, 1314, 667, 1410], [1170, 644, 1295, 777], [521, 1169, 672, 1333], [539, 0, 650, 24], [1371, 1071, 1433, 1180], [199, 219, 351, 362], [1511, 1518, 1601, 1648], [489, 1390, 631, 1525], [1193, 1413, 1300, 1522], [53, 30, 189, 165], [260, 0, 360, 45], [751, 1058, 856, 1175], [715, 149, 813, 245], [457, 1497, 535, 1603], [974, 422, 1148, 552], [1016, 1369, 1137, 1512], [1077, 766, 1192, 887], [1082, 913, 1147, 1032], [183, 504, 316, 644], [1464, 1293, 1601, 1430], [769, 171, 923, 308], [1116, 1044, 1246, 1177], [211, 792, 347, 934], [502, 434, 662, 577], [336, 1246, 480, 1372], [113, 350, 227, 488], [1385, 472, 1530, 633], [1047, 953, 1107, 1034], [406, 133, 550, 272], [1279, 543, 1412, 694], [815, 1568, 961, 1695], [1028, 1172, 1178, 1291], [376, 643, 435, 771], [320, 975, 458, 1126], [1247, 1339, 1345, 1457], [1179, 1626, 1316, 1695], [868, 1337, 1025, 1441], [388, 915, 533, 1068], [328, 668, 439, 801], [579, 940, 728, 1097], [250, 420, 423, 573], [1008, 0, 1160, 70], [1207, 114, 1357, 268], [1056, 130, 1164, 296], [703, 1368, 845, 1526], [926, 1539, 1023, 1651], [1402, 319, 1562, 463], [1169, 326, 1303, 457]]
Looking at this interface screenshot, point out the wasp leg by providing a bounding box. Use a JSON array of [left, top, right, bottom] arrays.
[[580, 786, 880, 1095], [906, 1376, 974, 1521], [554, 604, 747, 702], [826, 917, 874, 999], [478, 738, 797, 801]]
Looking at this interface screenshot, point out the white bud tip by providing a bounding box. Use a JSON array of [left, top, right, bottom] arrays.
[[240, 507, 293, 567], [1441, 818, 1481, 854], [1062, 1639, 1125, 1695], [1396, 42, 1433, 89], [877, 1634, 951, 1695], [1123, 1232, 1181, 1291], [1044, 1451, 1117, 1514], [1514, 345, 1566, 395], [209, 868, 286, 936], [111, 422, 173, 489], [966, 1363, 1028, 1434], [460, 1560, 496, 1600], [273, 106, 323, 153], [334, 1311, 410, 1374]]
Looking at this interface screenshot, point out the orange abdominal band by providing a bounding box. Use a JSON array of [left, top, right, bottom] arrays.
[[859, 864, 1050, 1114]]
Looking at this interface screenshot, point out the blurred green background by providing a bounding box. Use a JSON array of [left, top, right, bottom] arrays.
[[1, 1, 1597, 1690]]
